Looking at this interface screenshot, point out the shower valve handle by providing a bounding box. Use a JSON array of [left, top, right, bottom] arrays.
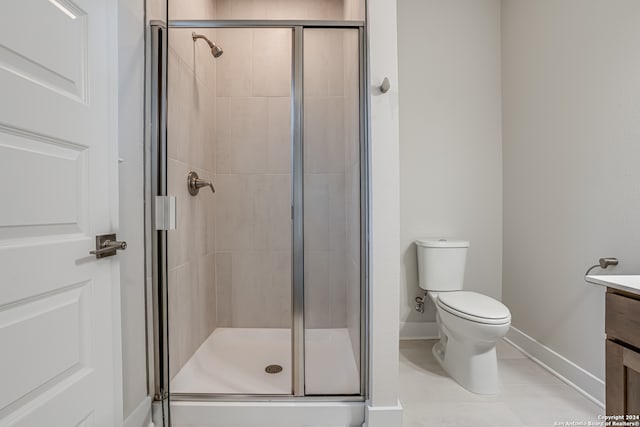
[[188, 171, 215, 196]]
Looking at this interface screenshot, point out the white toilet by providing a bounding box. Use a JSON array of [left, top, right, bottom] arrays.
[[415, 238, 511, 395]]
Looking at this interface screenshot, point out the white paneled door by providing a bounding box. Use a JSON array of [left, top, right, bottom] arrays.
[[0, 1, 122, 426]]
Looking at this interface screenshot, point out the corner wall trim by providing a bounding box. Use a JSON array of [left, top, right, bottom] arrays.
[[399, 321, 439, 340], [504, 326, 604, 408], [362, 401, 403, 427], [124, 396, 153, 427]]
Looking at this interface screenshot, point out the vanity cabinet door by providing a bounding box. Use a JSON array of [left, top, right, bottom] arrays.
[[606, 292, 640, 349], [606, 339, 640, 416]]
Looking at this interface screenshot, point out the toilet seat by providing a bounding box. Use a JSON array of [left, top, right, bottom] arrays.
[[437, 291, 510, 325]]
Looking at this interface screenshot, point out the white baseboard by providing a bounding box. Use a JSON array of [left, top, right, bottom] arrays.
[[505, 326, 604, 408], [362, 401, 403, 427], [399, 321, 439, 340], [124, 396, 152, 427]]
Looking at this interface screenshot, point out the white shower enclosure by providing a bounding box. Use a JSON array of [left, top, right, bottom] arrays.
[[147, 12, 368, 420]]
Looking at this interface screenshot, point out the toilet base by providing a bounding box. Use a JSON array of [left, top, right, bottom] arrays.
[[432, 336, 500, 395]]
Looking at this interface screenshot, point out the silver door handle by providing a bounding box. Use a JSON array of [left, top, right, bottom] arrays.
[[90, 234, 127, 258], [90, 240, 127, 255]]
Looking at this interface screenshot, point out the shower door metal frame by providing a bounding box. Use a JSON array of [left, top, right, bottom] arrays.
[[148, 21, 173, 426], [150, 19, 369, 403], [292, 25, 305, 397]]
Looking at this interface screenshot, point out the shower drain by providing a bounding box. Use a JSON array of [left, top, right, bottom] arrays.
[[265, 364, 283, 374]]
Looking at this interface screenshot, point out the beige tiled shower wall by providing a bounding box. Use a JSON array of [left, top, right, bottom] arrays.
[[167, 28, 218, 378], [214, 28, 293, 328], [169, 0, 364, 20], [343, 0, 365, 20], [304, 29, 360, 333]]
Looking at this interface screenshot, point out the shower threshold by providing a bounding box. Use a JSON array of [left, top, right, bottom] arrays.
[[170, 327, 359, 395]]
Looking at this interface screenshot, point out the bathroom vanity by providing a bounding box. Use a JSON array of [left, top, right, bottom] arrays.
[[586, 275, 640, 416]]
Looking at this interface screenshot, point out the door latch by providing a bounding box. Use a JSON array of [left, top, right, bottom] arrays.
[[90, 233, 127, 259]]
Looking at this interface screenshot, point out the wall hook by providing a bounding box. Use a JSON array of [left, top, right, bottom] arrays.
[[380, 77, 390, 93]]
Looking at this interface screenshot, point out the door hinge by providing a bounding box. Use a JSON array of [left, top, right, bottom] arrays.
[[155, 196, 176, 231], [154, 391, 169, 401]]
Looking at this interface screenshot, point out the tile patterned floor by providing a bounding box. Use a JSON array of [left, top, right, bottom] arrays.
[[400, 339, 603, 427]]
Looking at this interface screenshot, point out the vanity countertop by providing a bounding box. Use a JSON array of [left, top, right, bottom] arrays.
[[585, 275, 640, 295]]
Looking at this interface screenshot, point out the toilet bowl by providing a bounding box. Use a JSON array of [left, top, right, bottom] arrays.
[[415, 238, 511, 395], [429, 291, 510, 394]]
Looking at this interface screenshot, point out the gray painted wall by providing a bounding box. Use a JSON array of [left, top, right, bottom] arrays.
[[397, 0, 503, 334], [502, 0, 640, 380], [398, 0, 640, 389]]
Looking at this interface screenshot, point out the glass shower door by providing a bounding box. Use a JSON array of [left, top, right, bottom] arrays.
[[302, 28, 362, 395], [159, 23, 365, 398], [166, 26, 294, 396]]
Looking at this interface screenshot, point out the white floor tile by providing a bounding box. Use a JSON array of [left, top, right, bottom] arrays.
[[505, 395, 602, 426], [399, 339, 603, 427], [403, 402, 525, 427], [498, 358, 563, 385]]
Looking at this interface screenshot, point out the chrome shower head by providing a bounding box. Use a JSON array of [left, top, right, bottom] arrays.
[[211, 44, 223, 58], [192, 32, 223, 58]]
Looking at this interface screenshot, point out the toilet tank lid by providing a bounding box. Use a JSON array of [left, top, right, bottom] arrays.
[[415, 239, 469, 248]]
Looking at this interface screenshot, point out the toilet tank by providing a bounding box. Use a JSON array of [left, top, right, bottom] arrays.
[[415, 239, 469, 291]]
